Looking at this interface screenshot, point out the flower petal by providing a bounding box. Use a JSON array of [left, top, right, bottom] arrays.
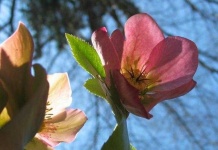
[[0, 65, 48, 150], [146, 36, 198, 91], [143, 80, 196, 112], [46, 73, 72, 117], [38, 109, 87, 147], [158, 80, 196, 100], [0, 22, 33, 67], [113, 70, 152, 119], [0, 22, 33, 113], [91, 27, 120, 84], [110, 29, 125, 62], [122, 13, 164, 69]]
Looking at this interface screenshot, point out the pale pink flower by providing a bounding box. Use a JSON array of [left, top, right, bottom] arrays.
[[0, 23, 49, 149], [25, 73, 87, 149], [0, 22, 87, 150]]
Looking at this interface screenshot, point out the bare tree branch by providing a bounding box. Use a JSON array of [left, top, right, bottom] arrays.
[[9, 0, 16, 33]]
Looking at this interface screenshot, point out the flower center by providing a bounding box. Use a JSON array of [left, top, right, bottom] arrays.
[[121, 67, 149, 90], [38, 101, 54, 132], [121, 57, 162, 104], [44, 101, 53, 120], [121, 56, 154, 90], [40, 122, 57, 133], [121, 55, 162, 91], [38, 122, 58, 139]]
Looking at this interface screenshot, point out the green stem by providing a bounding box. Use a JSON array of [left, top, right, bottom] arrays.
[[102, 77, 130, 149], [119, 118, 130, 150], [101, 116, 131, 150]]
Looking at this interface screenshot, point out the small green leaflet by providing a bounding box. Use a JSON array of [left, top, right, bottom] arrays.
[[84, 78, 106, 99], [65, 34, 105, 78]]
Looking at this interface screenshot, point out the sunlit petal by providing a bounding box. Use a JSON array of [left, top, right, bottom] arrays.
[[0, 22, 34, 115], [143, 80, 196, 112], [38, 109, 87, 147], [0, 22, 33, 67], [122, 13, 164, 69], [46, 73, 72, 117], [146, 37, 198, 91]]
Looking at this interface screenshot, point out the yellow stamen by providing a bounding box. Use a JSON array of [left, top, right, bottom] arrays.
[[121, 57, 160, 101], [44, 101, 53, 120], [38, 101, 54, 132], [121, 67, 149, 90]]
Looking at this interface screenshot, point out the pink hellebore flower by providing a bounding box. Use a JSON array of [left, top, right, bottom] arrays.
[[25, 73, 87, 149], [92, 13, 198, 119]]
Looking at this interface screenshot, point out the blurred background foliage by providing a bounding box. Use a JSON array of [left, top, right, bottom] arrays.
[[0, 0, 218, 150]]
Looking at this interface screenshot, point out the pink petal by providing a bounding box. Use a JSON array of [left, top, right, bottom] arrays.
[[38, 109, 87, 147], [112, 70, 152, 119], [158, 80, 196, 100], [110, 29, 125, 62], [46, 73, 72, 117], [146, 36, 198, 91], [91, 27, 120, 84], [0, 65, 48, 149], [144, 80, 196, 112], [122, 13, 164, 69], [0, 22, 33, 115], [0, 22, 33, 67]]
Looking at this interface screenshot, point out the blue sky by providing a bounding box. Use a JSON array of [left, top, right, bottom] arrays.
[[1, 1, 218, 150]]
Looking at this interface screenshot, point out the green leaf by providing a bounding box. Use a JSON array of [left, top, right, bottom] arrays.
[[102, 118, 130, 150], [84, 78, 106, 99], [65, 34, 105, 78]]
